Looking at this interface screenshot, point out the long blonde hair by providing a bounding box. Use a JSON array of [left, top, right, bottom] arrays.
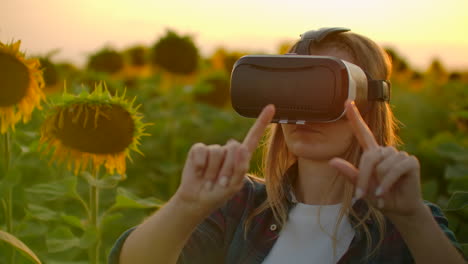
[[244, 31, 401, 257]]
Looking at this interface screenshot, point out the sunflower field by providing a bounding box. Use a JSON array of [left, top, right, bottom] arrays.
[[0, 30, 467, 263]]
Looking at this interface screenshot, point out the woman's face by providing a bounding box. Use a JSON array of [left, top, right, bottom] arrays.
[[281, 47, 356, 161]]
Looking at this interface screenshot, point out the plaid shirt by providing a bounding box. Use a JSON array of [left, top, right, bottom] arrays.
[[109, 165, 464, 264]]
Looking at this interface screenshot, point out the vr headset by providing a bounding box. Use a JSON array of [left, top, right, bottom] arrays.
[[230, 27, 391, 124]]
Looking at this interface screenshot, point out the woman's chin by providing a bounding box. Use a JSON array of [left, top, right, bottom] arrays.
[[289, 143, 337, 161]]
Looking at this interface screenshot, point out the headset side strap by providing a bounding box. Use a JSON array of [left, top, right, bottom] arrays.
[[368, 80, 391, 101]]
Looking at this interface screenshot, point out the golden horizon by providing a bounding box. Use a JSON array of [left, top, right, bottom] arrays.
[[1, 0, 467, 70]]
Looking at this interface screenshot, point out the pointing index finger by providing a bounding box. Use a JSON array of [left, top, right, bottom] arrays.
[[242, 104, 275, 153], [345, 100, 379, 150]]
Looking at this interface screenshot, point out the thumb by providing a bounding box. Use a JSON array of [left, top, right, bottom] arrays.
[[329, 158, 359, 185]]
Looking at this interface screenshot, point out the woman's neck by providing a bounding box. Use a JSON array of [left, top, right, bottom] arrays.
[[294, 157, 346, 205]]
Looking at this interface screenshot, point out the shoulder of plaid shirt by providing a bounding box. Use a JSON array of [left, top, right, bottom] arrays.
[[108, 165, 466, 264]]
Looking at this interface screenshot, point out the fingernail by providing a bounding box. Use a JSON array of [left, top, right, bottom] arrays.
[[375, 186, 383, 197], [354, 188, 364, 199], [204, 181, 213, 191], [377, 198, 385, 209], [218, 176, 228, 187]]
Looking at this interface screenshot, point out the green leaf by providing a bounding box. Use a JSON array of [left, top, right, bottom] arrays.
[[444, 164, 468, 179], [436, 142, 468, 162], [422, 180, 438, 201], [15, 221, 48, 238], [46, 237, 80, 253], [48, 261, 88, 264], [101, 213, 123, 227], [454, 110, 468, 119], [60, 214, 84, 230], [461, 243, 468, 260], [27, 204, 58, 221], [46, 226, 80, 253], [0, 230, 42, 264], [445, 191, 468, 211], [157, 163, 178, 175], [109, 187, 164, 211], [26, 177, 78, 201], [79, 226, 97, 249], [18, 144, 31, 154], [0, 167, 22, 188], [80, 172, 123, 189]]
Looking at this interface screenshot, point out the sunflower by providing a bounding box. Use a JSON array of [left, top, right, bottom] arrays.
[[40, 83, 150, 177], [0, 41, 45, 134]]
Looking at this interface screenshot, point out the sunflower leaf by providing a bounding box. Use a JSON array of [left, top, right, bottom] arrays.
[[0, 229, 42, 264], [0, 167, 22, 188], [47, 261, 88, 264], [101, 212, 123, 227], [444, 164, 468, 179], [445, 191, 468, 211], [80, 172, 122, 189], [454, 110, 468, 119], [109, 187, 164, 210], [436, 142, 468, 162], [461, 244, 468, 260], [79, 226, 98, 249], [46, 226, 80, 253], [60, 214, 84, 230], [15, 221, 48, 238], [27, 204, 59, 221], [26, 177, 77, 201]]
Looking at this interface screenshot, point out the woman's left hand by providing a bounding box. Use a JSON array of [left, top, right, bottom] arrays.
[[329, 100, 426, 220]]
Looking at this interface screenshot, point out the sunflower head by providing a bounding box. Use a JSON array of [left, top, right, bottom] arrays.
[[87, 48, 124, 74], [39, 57, 62, 94], [126, 45, 147, 67], [40, 83, 150, 177], [151, 30, 199, 75], [0, 41, 45, 134]]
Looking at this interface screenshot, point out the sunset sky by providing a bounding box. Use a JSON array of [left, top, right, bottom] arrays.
[[1, 0, 467, 70]]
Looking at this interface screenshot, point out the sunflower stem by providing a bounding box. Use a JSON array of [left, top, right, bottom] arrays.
[[88, 168, 101, 264], [6, 187, 13, 233], [2, 132, 16, 264], [2, 131, 10, 173], [169, 119, 179, 194], [76, 189, 91, 220], [2, 132, 13, 231]]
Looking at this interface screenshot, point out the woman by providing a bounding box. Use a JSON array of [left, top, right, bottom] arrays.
[[109, 28, 465, 263]]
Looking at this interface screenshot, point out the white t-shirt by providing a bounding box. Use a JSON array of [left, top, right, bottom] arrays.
[[262, 202, 355, 264]]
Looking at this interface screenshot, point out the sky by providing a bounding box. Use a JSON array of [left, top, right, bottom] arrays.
[[1, 0, 467, 71]]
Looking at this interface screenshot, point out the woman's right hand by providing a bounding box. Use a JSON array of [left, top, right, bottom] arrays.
[[173, 105, 275, 216]]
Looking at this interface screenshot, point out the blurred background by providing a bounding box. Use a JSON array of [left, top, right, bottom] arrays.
[[2, 0, 468, 70], [0, 0, 467, 263]]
